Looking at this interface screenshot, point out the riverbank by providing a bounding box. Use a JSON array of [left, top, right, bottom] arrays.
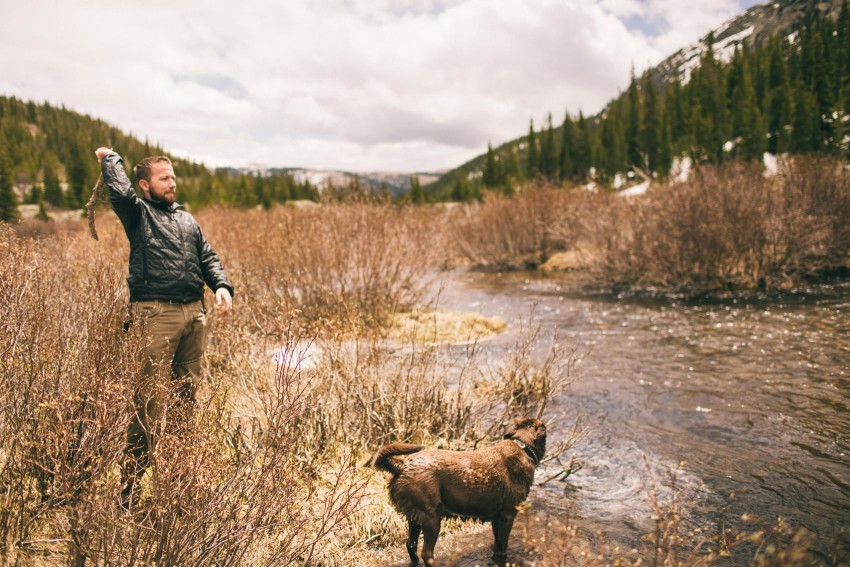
[[453, 156, 850, 300]]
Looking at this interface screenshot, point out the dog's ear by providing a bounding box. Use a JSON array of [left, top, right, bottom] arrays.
[[503, 424, 516, 439]]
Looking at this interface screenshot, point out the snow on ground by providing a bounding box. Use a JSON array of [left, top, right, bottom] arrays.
[[618, 179, 650, 197], [612, 173, 626, 190], [677, 24, 754, 84], [763, 152, 779, 177], [715, 25, 754, 61], [671, 155, 693, 183]]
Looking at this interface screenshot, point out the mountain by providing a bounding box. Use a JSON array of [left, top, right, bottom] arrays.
[[272, 168, 442, 197], [425, 0, 850, 198], [654, 0, 845, 83]]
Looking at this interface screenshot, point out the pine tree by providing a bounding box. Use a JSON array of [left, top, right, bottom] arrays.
[[840, 2, 850, 92], [0, 147, 20, 222], [810, 31, 834, 145], [792, 80, 821, 152], [482, 143, 501, 188], [691, 35, 729, 162], [65, 142, 88, 209], [667, 79, 690, 152], [253, 174, 272, 209], [575, 112, 592, 180], [766, 37, 793, 153], [559, 111, 577, 181], [525, 119, 539, 179], [731, 54, 765, 160], [43, 164, 64, 207], [626, 71, 642, 167], [539, 113, 558, 182], [26, 184, 43, 205], [502, 148, 521, 193], [451, 174, 476, 202], [599, 104, 626, 181], [657, 109, 673, 179], [409, 174, 425, 204], [642, 75, 662, 173], [36, 199, 51, 222]]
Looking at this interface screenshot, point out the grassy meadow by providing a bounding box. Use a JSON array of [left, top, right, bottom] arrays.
[[2, 156, 847, 565]]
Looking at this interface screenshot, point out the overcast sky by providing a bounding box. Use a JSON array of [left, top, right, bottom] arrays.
[[1, 0, 762, 173]]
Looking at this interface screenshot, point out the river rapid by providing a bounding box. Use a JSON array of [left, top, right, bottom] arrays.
[[438, 271, 850, 564]]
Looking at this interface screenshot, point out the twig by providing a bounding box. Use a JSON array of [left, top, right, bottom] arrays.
[[85, 175, 105, 240]]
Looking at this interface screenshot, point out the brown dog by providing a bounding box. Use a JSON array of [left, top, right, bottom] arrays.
[[370, 417, 546, 566]]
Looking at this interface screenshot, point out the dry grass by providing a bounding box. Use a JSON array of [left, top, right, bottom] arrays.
[[386, 309, 506, 344], [449, 183, 569, 270], [0, 202, 582, 566], [4, 188, 842, 565], [204, 202, 447, 334]]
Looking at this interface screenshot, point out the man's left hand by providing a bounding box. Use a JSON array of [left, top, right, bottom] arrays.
[[215, 288, 233, 314]]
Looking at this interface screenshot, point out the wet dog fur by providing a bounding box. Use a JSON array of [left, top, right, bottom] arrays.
[[370, 417, 546, 566]]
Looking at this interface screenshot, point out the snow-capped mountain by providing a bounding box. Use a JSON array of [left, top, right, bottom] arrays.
[[654, 0, 845, 84]]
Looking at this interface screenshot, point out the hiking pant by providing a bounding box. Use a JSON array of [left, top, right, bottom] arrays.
[[123, 299, 207, 495]]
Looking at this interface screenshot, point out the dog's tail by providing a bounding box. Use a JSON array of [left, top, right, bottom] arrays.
[[369, 443, 424, 476]]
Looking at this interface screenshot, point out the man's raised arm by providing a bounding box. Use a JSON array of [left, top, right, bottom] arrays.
[[95, 147, 140, 229]]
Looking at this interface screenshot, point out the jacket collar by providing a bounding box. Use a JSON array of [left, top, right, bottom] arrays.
[[143, 197, 182, 213]]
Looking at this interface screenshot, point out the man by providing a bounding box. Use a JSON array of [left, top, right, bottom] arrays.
[[95, 147, 234, 508]]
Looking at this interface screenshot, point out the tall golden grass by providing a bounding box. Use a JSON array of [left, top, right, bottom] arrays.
[[0, 201, 580, 565], [4, 160, 845, 564]]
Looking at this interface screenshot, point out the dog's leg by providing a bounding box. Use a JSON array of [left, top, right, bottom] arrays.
[[491, 510, 516, 566], [406, 519, 421, 566], [420, 516, 441, 567]]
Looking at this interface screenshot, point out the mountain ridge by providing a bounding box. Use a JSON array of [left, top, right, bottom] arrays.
[[425, 0, 849, 197]]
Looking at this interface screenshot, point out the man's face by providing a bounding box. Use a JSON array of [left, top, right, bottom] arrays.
[[141, 162, 177, 204]]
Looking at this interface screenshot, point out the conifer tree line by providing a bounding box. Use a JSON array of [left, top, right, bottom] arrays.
[[468, 1, 850, 196], [0, 96, 319, 220]]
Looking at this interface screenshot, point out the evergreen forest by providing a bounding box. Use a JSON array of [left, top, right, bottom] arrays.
[[433, 2, 850, 200], [0, 99, 319, 222]]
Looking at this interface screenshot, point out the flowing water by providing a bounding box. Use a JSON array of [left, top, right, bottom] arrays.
[[438, 271, 850, 564]]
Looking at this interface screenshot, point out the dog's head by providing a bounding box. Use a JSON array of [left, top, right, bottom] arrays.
[[503, 417, 547, 460]]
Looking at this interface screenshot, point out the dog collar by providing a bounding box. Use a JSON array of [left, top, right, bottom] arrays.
[[511, 439, 540, 466]]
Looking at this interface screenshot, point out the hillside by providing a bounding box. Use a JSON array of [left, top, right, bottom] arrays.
[[0, 97, 433, 220], [426, 0, 850, 199]]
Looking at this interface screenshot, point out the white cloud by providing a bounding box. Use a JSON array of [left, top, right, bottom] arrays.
[[644, 0, 746, 54], [0, 0, 754, 172]]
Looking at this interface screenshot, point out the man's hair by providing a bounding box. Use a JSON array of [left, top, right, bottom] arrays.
[[133, 156, 173, 183]]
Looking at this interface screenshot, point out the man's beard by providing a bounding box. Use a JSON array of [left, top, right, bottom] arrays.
[[150, 189, 176, 204]]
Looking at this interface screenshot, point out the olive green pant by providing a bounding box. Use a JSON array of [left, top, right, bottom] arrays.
[[123, 299, 207, 503]]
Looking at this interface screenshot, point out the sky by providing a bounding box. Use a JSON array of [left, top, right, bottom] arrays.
[[0, 0, 762, 173]]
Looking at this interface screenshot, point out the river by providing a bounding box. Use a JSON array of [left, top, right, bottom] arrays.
[[438, 271, 850, 564]]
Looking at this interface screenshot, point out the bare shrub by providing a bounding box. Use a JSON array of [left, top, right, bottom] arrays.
[[581, 157, 850, 294], [0, 225, 133, 562], [454, 157, 850, 294], [451, 184, 570, 270], [202, 202, 447, 334], [0, 223, 370, 566], [0, 200, 588, 566]]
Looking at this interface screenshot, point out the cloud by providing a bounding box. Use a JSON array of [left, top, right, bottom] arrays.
[[0, 0, 754, 172]]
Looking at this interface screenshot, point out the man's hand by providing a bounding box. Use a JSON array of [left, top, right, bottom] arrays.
[[95, 147, 113, 163], [215, 288, 233, 314]]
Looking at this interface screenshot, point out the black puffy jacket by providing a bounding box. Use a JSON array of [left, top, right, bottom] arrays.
[[101, 153, 234, 303]]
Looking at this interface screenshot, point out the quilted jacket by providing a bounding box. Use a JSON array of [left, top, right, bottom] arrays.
[[101, 152, 234, 303]]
